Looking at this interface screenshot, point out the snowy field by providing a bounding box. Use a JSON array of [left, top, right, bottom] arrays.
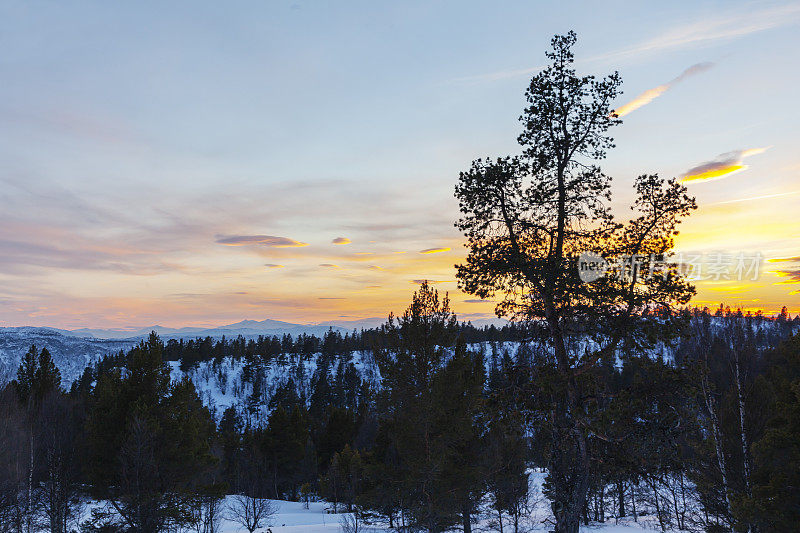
[[77, 471, 672, 532], [71, 472, 667, 533], [218, 499, 343, 533], [212, 498, 664, 533]]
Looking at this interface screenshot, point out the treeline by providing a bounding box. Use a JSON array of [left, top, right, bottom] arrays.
[[71, 319, 534, 380], [1, 286, 799, 532]]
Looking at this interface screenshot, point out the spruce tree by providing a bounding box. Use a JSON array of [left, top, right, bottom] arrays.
[[34, 348, 62, 400], [84, 333, 217, 531], [373, 283, 486, 532], [736, 334, 800, 531], [11, 344, 59, 408]]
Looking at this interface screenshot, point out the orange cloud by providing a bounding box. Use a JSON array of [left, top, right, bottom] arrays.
[[332, 237, 351, 245], [319, 263, 340, 268], [216, 235, 309, 247], [614, 85, 670, 117], [682, 164, 746, 182], [681, 147, 769, 183], [769, 255, 800, 286], [264, 263, 284, 268], [613, 62, 713, 117], [773, 270, 800, 283], [419, 247, 451, 254]]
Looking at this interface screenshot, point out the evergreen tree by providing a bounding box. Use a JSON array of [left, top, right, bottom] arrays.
[[485, 359, 530, 533], [453, 31, 695, 533], [372, 282, 486, 532], [260, 405, 309, 499], [431, 342, 486, 533], [219, 406, 243, 492], [13, 345, 61, 407], [321, 444, 363, 513], [736, 334, 800, 531], [34, 348, 61, 399], [84, 333, 217, 532], [13, 345, 38, 407]]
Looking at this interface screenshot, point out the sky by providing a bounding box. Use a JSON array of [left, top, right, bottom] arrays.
[[1, 0, 799, 329]]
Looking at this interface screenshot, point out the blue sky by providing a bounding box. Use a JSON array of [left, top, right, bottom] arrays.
[[2, 1, 799, 328]]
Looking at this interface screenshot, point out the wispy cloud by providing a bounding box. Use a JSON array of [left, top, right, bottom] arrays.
[[606, 4, 800, 61], [332, 237, 351, 245], [215, 235, 309, 247], [613, 62, 713, 117], [708, 190, 800, 206], [319, 263, 340, 268], [452, 4, 800, 84], [681, 147, 769, 183], [419, 247, 451, 254], [264, 263, 284, 268]]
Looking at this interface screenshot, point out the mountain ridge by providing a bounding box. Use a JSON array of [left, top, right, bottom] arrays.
[[4, 316, 508, 340]]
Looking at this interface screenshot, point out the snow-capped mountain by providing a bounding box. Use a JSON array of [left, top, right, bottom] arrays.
[[67, 318, 354, 340]]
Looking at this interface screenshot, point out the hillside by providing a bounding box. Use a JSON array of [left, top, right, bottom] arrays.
[[0, 327, 136, 384]]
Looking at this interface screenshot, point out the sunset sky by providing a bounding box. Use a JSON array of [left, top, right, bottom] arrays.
[[1, 1, 799, 329]]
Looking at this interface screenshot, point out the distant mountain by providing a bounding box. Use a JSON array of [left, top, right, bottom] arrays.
[[315, 317, 388, 330], [315, 316, 509, 329], [69, 325, 186, 339], [7, 316, 511, 342], [66, 318, 354, 340]]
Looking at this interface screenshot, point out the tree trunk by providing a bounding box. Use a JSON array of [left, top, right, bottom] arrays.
[[27, 430, 34, 533], [599, 485, 605, 522], [550, 428, 589, 533], [496, 507, 504, 533], [679, 471, 688, 530], [546, 311, 590, 533], [702, 372, 733, 521], [462, 504, 472, 533], [583, 499, 589, 526], [733, 349, 753, 533], [647, 477, 665, 533]]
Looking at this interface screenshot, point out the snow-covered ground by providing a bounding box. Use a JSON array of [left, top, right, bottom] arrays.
[[219, 496, 667, 533], [76, 471, 672, 532], [79, 472, 673, 533], [168, 349, 381, 422], [218, 499, 342, 533]]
